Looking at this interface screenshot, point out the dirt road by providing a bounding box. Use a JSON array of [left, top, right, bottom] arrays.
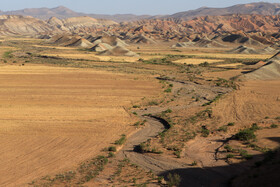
[[117, 116, 188, 173]]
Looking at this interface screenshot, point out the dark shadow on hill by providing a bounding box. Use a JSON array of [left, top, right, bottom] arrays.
[[160, 137, 280, 187]]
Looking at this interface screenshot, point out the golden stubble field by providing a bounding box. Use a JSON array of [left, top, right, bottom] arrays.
[[0, 64, 161, 186]]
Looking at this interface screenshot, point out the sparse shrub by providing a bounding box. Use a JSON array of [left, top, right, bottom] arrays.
[[235, 129, 256, 141], [143, 113, 152, 116], [248, 143, 270, 153], [78, 155, 108, 184], [215, 78, 236, 89], [166, 109, 173, 113], [135, 142, 162, 154], [202, 94, 222, 106], [250, 123, 260, 131], [161, 109, 172, 116], [108, 152, 115, 158], [108, 146, 116, 152], [191, 161, 197, 166], [164, 88, 172, 93], [148, 101, 158, 106], [224, 145, 234, 152], [174, 150, 181, 158], [3, 51, 13, 58], [167, 173, 181, 187], [226, 154, 234, 159], [217, 126, 228, 132], [114, 134, 126, 145], [184, 132, 196, 141], [138, 58, 144, 62], [133, 105, 140, 108], [158, 176, 164, 183], [271, 124, 278, 128], [131, 177, 137, 183], [200, 126, 210, 137], [227, 122, 235, 126], [151, 148, 163, 154], [199, 61, 209, 67], [239, 149, 253, 160], [134, 121, 140, 127]]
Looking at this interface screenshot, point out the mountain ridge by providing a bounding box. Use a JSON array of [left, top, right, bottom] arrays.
[[165, 2, 280, 20], [0, 2, 280, 22]]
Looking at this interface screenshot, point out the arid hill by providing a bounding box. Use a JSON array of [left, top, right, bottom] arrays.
[[0, 15, 116, 36], [243, 51, 280, 80], [48, 16, 117, 32], [1, 2, 280, 22], [1, 13, 280, 46], [1, 6, 82, 20], [0, 6, 154, 22], [0, 15, 57, 36], [103, 15, 280, 45], [228, 45, 258, 54], [164, 2, 280, 20], [184, 14, 280, 33]]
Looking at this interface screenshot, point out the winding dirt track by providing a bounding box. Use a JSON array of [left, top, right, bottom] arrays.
[[117, 116, 233, 187], [117, 116, 188, 173], [115, 79, 280, 186], [115, 79, 234, 187]]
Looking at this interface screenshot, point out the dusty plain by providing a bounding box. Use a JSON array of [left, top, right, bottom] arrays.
[[0, 37, 279, 186], [0, 60, 160, 186]]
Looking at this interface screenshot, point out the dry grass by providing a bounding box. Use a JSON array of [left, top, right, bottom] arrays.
[[40, 52, 165, 63], [0, 64, 161, 186], [129, 45, 271, 60], [41, 53, 100, 61], [2, 37, 37, 41], [215, 63, 243, 67], [185, 53, 272, 59], [0, 47, 17, 58], [173, 58, 224, 64], [33, 45, 77, 50]]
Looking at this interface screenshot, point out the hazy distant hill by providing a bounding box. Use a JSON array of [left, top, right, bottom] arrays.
[[1, 6, 83, 20], [0, 15, 58, 36], [0, 6, 154, 22], [163, 2, 280, 20], [1, 2, 280, 23], [2, 2, 280, 22]]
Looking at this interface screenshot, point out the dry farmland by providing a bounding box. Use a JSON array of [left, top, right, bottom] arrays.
[[0, 64, 160, 186]]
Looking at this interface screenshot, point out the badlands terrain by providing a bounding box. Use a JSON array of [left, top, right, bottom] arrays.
[[0, 2, 279, 187]]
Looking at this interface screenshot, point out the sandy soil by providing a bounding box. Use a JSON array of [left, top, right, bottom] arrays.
[[203, 69, 244, 80], [213, 80, 280, 126], [173, 58, 224, 64], [0, 64, 160, 186], [216, 63, 243, 67]]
